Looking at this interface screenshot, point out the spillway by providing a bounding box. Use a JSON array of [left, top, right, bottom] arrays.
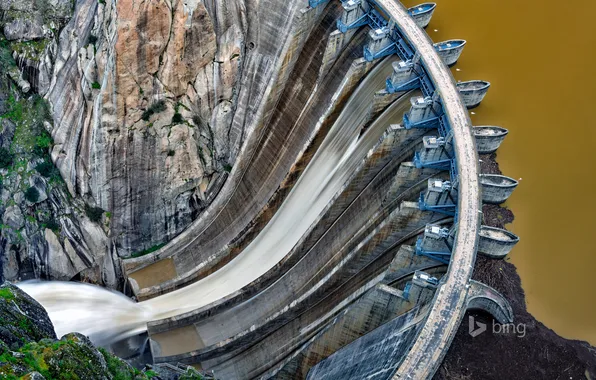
[[19, 58, 400, 344]]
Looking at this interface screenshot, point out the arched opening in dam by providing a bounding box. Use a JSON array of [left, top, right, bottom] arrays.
[[399, 0, 596, 345]]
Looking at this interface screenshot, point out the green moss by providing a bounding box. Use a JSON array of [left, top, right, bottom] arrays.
[[91, 81, 101, 89], [98, 347, 138, 380], [129, 242, 166, 258], [179, 368, 204, 379], [141, 100, 166, 121], [0, 287, 15, 301], [9, 39, 50, 61], [84, 204, 104, 223], [223, 164, 232, 173], [2, 95, 52, 155]]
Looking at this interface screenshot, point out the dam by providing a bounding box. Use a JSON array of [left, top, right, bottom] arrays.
[[15, 0, 521, 378]]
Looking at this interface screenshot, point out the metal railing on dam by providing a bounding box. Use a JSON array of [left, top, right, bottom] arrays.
[[303, 0, 481, 378], [366, 0, 481, 378]]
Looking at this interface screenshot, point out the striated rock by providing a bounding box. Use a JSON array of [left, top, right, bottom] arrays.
[[44, 0, 245, 254], [44, 228, 83, 281]]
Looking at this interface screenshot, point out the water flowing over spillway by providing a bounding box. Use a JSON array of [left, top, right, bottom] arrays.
[[19, 59, 403, 346]]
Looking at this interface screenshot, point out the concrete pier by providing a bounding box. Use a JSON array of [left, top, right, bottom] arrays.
[[473, 126, 509, 154], [480, 174, 518, 204], [457, 80, 491, 108], [466, 280, 514, 324], [478, 225, 520, 259], [387, 59, 420, 93], [403, 95, 442, 129], [407, 3, 436, 29], [433, 39, 466, 66], [414, 136, 452, 170], [364, 26, 395, 61], [419, 178, 456, 215]]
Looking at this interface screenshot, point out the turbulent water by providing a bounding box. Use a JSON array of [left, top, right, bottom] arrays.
[[20, 58, 412, 345]]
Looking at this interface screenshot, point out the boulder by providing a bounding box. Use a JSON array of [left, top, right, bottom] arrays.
[[2, 205, 24, 230], [3, 18, 47, 41], [28, 175, 48, 203], [44, 228, 78, 281]]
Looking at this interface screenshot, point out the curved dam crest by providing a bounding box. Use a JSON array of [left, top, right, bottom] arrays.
[[400, 0, 596, 344]]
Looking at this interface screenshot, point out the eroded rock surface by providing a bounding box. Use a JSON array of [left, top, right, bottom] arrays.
[[45, 0, 245, 254]]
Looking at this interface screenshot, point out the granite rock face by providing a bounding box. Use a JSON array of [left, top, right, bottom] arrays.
[[45, 0, 246, 255], [0, 55, 118, 287], [1, 0, 313, 283]]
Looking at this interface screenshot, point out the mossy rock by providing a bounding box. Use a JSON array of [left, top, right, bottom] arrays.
[[0, 332, 148, 379], [0, 282, 56, 350], [0, 282, 208, 380]]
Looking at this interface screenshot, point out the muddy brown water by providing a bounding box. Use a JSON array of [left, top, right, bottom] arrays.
[[400, 0, 596, 344]]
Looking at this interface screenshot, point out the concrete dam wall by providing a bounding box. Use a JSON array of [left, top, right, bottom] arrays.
[[16, 0, 521, 379]]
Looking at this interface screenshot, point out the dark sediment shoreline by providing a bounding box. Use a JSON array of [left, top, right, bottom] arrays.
[[435, 153, 596, 380]]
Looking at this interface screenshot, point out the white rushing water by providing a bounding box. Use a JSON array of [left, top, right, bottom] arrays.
[[19, 58, 409, 346]]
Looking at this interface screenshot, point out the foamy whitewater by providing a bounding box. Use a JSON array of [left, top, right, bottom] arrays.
[[18, 59, 413, 346]]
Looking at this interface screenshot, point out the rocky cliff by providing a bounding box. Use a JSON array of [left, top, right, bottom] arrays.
[[0, 0, 298, 284], [45, 0, 245, 254], [0, 40, 119, 286]]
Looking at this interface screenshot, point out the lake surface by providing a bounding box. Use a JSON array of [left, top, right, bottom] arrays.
[[400, 0, 596, 344]]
